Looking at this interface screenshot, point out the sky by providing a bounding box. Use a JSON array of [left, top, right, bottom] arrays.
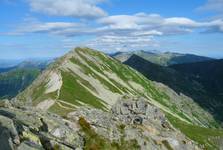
[[0, 0, 223, 59]]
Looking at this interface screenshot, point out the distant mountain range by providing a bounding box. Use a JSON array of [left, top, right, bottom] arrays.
[[111, 50, 213, 66], [0, 58, 54, 68], [0, 59, 23, 68], [0, 59, 52, 99]]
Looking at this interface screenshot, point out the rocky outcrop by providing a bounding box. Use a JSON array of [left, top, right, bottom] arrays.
[[0, 100, 83, 150], [68, 96, 200, 150], [0, 97, 200, 150]]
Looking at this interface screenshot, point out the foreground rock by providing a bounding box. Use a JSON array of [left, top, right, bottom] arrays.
[[0, 97, 200, 150], [69, 96, 199, 150]]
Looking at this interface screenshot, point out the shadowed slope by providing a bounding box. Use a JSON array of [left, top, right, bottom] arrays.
[[124, 54, 223, 125]]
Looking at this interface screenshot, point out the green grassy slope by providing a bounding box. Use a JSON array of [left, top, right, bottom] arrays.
[[167, 113, 223, 150]]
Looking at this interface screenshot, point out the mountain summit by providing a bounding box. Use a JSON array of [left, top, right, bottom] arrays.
[[18, 48, 174, 114], [16, 48, 149, 108]]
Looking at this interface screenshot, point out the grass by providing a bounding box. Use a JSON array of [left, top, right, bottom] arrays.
[[60, 71, 107, 110], [78, 116, 114, 150], [78, 117, 140, 150], [162, 140, 173, 150], [166, 113, 223, 150], [48, 103, 74, 118], [74, 48, 174, 105], [75, 48, 189, 122], [70, 57, 122, 94], [30, 81, 57, 106]]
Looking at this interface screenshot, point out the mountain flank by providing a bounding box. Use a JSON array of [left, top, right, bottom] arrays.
[[124, 54, 223, 125]]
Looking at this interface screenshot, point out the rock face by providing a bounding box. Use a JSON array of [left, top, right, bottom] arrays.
[[0, 97, 200, 150], [0, 100, 84, 150]]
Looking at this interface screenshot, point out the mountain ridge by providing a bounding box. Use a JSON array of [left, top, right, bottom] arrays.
[[112, 50, 213, 66], [16, 47, 218, 128]]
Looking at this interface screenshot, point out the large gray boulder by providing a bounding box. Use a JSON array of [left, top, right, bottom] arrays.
[[0, 103, 84, 150]]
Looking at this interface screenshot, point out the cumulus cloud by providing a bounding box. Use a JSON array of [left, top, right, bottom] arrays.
[[28, 0, 107, 18]]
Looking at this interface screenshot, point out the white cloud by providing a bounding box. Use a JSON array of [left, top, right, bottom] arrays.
[[84, 35, 159, 52], [98, 13, 200, 35], [7, 13, 223, 38], [164, 17, 199, 27], [198, 0, 223, 13], [98, 13, 163, 30], [132, 30, 163, 36], [201, 19, 223, 32], [13, 18, 82, 35], [26, 22, 80, 33], [28, 0, 107, 18], [5, 12, 223, 52], [98, 13, 223, 34]]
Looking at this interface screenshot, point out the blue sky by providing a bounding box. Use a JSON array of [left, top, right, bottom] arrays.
[[0, 0, 223, 59]]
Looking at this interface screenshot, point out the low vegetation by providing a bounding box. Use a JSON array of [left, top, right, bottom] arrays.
[[78, 117, 140, 150], [60, 71, 107, 110], [166, 113, 223, 150]]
